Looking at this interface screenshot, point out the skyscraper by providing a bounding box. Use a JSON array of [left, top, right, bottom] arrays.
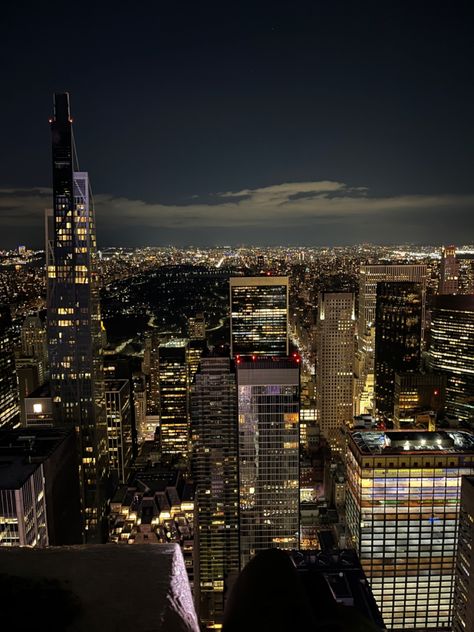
[[0, 427, 82, 546], [20, 313, 47, 371], [230, 276, 289, 357], [191, 355, 239, 627], [47, 93, 108, 541], [358, 264, 427, 340], [453, 476, 474, 632], [236, 357, 300, 568], [374, 282, 423, 421], [315, 292, 355, 449], [429, 294, 474, 423], [105, 379, 133, 485], [188, 313, 206, 340], [439, 245, 459, 295], [158, 339, 189, 459], [0, 304, 19, 428], [356, 265, 427, 415], [346, 430, 474, 631]]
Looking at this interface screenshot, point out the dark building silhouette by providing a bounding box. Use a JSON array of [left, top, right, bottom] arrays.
[[374, 282, 423, 421]]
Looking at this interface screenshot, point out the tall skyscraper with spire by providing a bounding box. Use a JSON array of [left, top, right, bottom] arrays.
[[47, 93, 108, 542]]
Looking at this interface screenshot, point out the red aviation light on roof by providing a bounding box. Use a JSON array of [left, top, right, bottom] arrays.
[[252, 355, 256, 361]]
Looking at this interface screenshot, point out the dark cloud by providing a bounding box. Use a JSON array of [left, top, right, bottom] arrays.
[[1, 181, 473, 247]]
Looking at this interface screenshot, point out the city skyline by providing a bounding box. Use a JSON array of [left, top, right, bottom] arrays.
[[1, 6, 474, 631], [2, 3, 474, 247]]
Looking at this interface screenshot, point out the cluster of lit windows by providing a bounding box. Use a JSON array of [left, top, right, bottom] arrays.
[[346, 441, 474, 630], [230, 281, 288, 356], [238, 375, 299, 568]]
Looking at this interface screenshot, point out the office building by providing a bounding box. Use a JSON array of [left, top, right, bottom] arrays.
[[16, 356, 43, 425], [20, 313, 47, 370], [0, 427, 82, 545], [346, 430, 474, 630], [24, 383, 54, 426], [374, 282, 423, 421], [158, 339, 189, 459], [356, 265, 427, 415], [439, 245, 459, 295], [144, 331, 161, 415], [237, 357, 300, 568], [230, 276, 289, 357], [108, 465, 194, 587], [187, 339, 206, 386], [105, 379, 133, 485], [191, 355, 239, 626], [453, 476, 474, 632], [358, 265, 427, 340], [393, 372, 446, 429], [47, 93, 108, 541], [188, 313, 206, 340], [429, 295, 474, 423], [315, 292, 355, 449], [0, 305, 19, 428]]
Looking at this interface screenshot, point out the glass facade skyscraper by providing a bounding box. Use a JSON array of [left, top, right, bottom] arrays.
[[236, 357, 300, 568], [191, 356, 239, 628], [47, 93, 108, 541], [230, 277, 289, 357], [346, 430, 474, 631], [374, 281, 423, 421], [429, 294, 474, 423], [158, 339, 189, 458]]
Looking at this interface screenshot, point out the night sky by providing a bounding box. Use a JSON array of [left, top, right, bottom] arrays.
[[2, 2, 474, 247]]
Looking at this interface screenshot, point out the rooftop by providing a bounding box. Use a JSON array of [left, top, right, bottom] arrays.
[[350, 430, 474, 455], [0, 428, 75, 489], [159, 338, 189, 349]]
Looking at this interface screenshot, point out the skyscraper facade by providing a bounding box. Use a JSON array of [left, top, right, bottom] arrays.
[[356, 265, 427, 415], [439, 245, 459, 295], [346, 430, 474, 631], [158, 339, 189, 459], [191, 356, 239, 627], [47, 93, 108, 541], [236, 357, 300, 568], [20, 313, 47, 372], [0, 305, 19, 428], [429, 295, 474, 423], [374, 282, 423, 421], [453, 476, 474, 632], [0, 428, 82, 546], [358, 264, 427, 339], [316, 292, 355, 449], [230, 277, 289, 357], [105, 379, 133, 485]]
